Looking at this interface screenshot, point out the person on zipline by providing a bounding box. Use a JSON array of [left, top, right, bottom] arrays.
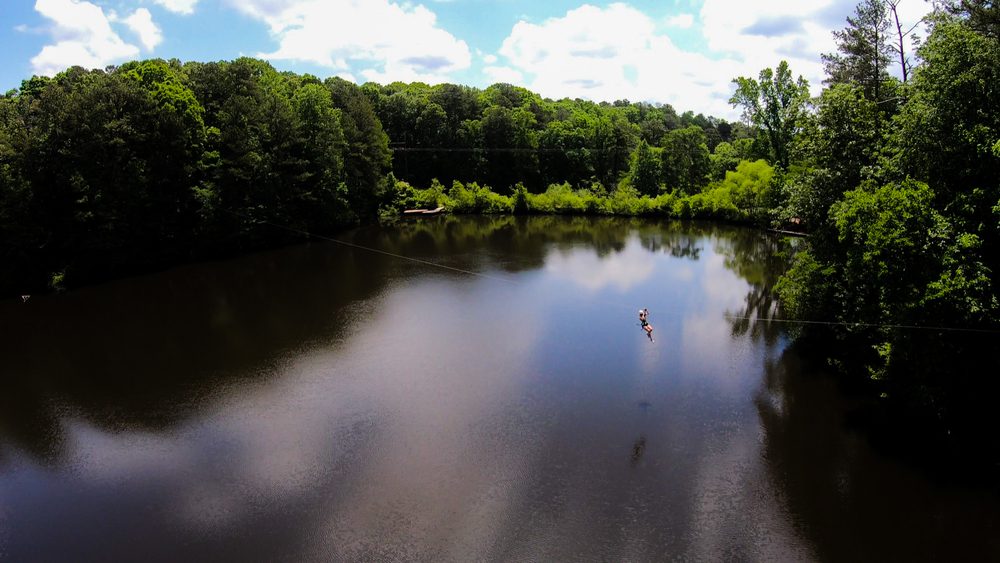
[[639, 308, 653, 341]]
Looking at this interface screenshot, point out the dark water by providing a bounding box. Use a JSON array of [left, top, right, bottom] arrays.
[[1, 216, 997, 561]]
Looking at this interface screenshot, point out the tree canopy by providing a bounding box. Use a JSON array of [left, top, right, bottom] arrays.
[[775, 4, 1000, 467]]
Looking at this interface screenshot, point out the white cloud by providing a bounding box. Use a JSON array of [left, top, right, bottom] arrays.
[[123, 8, 162, 51], [665, 13, 694, 29], [699, 0, 839, 101], [700, 0, 926, 101], [231, 0, 472, 84], [336, 71, 358, 83], [484, 65, 522, 85], [482, 54, 498, 65], [31, 0, 140, 76], [495, 3, 742, 117], [151, 0, 199, 15], [490, 1, 930, 118]]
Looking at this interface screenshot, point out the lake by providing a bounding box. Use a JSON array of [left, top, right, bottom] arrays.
[[1, 216, 997, 561]]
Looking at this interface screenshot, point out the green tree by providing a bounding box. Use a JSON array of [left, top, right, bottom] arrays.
[[538, 108, 597, 188], [946, 0, 1000, 38], [775, 10, 1000, 467], [786, 83, 885, 229], [831, 180, 951, 323], [660, 125, 710, 194], [9, 65, 214, 285], [623, 101, 679, 144], [718, 159, 775, 220], [729, 61, 811, 169], [592, 109, 640, 190], [0, 92, 37, 292], [428, 83, 481, 134], [480, 105, 539, 192], [187, 58, 305, 241], [291, 82, 351, 229], [628, 139, 661, 196], [709, 138, 755, 181], [822, 0, 894, 103], [326, 77, 393, 220], [893, 17, 1000, 214]]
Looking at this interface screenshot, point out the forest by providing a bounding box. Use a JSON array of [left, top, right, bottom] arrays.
[[1, 1, 998, 471]]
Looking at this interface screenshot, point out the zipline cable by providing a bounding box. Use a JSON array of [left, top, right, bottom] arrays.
[[229, 209, 1000, 335], [719, 312, 1000, 335], [223, 209, 518, 286]]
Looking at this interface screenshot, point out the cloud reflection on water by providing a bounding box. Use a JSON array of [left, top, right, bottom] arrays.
[[544, 238, 656, 292]]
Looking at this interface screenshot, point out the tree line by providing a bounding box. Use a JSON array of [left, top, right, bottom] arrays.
[[0, 58, 393, 292], [364, 80, 751, 195], [1, 55, 764, 293]]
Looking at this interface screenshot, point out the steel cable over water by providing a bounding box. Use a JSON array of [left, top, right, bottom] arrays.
[[228, 209, 1000, 336]]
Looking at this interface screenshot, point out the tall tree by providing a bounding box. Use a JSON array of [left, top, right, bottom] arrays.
[[591, 109, 639, 190], [893, 16, 1000, 209], [538, 109, 597, 188], [660, 125, 710, 194], [326, 77, 393, 220], [290, 82, 351, 229], [0, 90, 36, 292], [787, 83, 886, 229], [187, 58, 304, 241], [776, 10, 1000, 464], [628, 139, 661, 196], [480, 105, 539, 192], [822, 0, 894, 102], [729, 61, 810, 169]]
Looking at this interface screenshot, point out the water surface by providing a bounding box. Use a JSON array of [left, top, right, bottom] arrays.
[[1, 216, 997, 561]]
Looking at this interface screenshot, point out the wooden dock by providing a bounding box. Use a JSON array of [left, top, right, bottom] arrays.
[[403, 206, 446, 216]]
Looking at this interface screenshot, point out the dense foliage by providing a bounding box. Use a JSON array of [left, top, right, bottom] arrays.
[[0, 59, 757, 293], [774, 1, 1000, 470], [0, 58, 393, 291], [365, 80, 748, 195]]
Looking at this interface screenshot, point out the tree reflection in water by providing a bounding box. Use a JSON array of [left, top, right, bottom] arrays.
[[756, 345, 1000, 561], [716, 230, 800, 344]]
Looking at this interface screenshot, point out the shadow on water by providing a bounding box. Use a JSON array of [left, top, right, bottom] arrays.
[[756, 343, 1000, 561], [0, 242, 388, 463], [630, 401, 652, 466], [630, 436, 647, 464]]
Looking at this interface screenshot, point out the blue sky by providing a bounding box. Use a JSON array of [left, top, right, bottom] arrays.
[[0, 0, 929, 118]]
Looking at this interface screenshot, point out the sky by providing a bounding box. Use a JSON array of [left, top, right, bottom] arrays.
[[0, 0, 931, 119]]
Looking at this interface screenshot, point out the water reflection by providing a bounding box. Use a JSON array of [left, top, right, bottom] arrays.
[[0, 242, 398, 463], [716, 230, 800, 344], [1, 217, 997, 561], [756, 346, 1000, 560], [545, 239, 656, 292]]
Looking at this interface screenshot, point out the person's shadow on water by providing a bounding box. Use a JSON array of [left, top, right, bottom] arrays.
[[632, 401, 651, 464], [631, 435, 647, 464]]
